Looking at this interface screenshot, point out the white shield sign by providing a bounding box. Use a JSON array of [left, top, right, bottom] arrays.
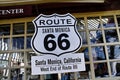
[[31, 13, 82, 56]]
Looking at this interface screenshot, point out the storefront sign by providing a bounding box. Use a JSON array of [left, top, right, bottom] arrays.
[[0, 5, 32, 18], [31, 13, 85, 75], [31, 53, 85, 75], [31, 13, 82, 56], [0, 8, 24, 15]]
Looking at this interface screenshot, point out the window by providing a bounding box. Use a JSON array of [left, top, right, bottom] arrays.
[[0, 11, 120, 80], [74, 11, 120, 80]]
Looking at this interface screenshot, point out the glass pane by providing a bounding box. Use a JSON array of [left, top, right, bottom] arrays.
[[0, 38, 10, 51], [102, 16, 115, 28], [96, 30, 104, 43], [119, 29, 120, 41], [94, 63, 109, 78], [12, 37, 24, 50], [87, 17, 100, 29], [11, 68, 24, 80], [78, 47, 89, 61], [77, 18, 85, 30], [0, 53, 9, 67], [107, 45, 120, 59], [78, 64, 91, 79], [27, 51, 36, 66], [68, 72, 74, 80], [26, 36, 32, 49], [116, 15, 120, 26], [11, 52, 24, 67], [27, 52, 31, 66], [115, 63, 120, 76], [89, 31, 97, 44], [44, 74, 58, 80], [0, 69, 9, 80], [27, 22, 34, 33], [110, 62, 120, 76], [0, 24, 10, 35], [26, 68, 40, 80], [78, 31, 87, 44], [92, 46, 106, 61], [95, 46, 106, 60], [13, 23, 24, 35], [105, 29, 118, 43], [61, 73, 70, 80], [113, 45, 120, 59]]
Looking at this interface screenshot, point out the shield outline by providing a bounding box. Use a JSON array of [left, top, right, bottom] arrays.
[[31, 13, 82, 56]]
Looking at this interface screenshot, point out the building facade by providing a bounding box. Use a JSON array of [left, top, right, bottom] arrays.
[[1, 0, 120, 80]]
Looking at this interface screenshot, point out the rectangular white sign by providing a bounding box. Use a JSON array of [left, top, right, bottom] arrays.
[[31, 53, 85, 75]]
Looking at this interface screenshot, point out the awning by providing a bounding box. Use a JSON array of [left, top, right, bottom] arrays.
[[0, 0, 104, 6]]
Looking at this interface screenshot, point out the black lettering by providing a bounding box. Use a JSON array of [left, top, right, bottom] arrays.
[[62, 65, 72, 70], [54, 19, 59, 25], [39, 20, 45, 25], [35, 60, 46, 65], [46, 19, 52, 25], [41, 67, 49, 71], [60, 19, 65, 24], [55, 27, 70, 33], [67, 19, 72, 24], [38, 18, 73, 26], [42, 28, 54, 33]]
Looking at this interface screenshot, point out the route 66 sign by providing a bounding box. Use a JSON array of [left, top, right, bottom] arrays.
[[31, 13, 82, 56]]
